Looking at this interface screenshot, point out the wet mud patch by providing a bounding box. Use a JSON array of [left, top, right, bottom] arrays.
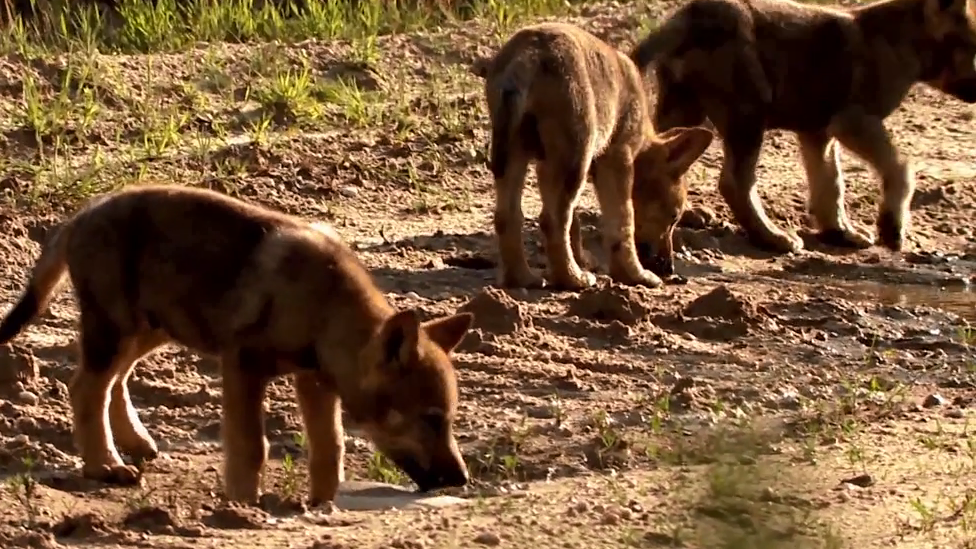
[[374, 230, 498, 267], [774, 255, 975, 288]]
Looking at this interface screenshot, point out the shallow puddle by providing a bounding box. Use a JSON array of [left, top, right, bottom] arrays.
[[335, 480, 469, 511], [820, 280, 976, 323]]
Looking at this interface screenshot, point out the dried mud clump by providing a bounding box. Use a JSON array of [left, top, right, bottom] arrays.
[[201, 503, 268, 530], [566, 284, 652, 325], [660, 285, 774, 342], [0, 345, 37, 385], [50, 513, 113, 540], [668, 375, 717, 412], [583, 434, 633, 471], [258, 492, 307, 516], [682, 285, 764, 321], [458, 287, 531, 336], [122, 506, 178, 534], [1, 530, 62, 549]]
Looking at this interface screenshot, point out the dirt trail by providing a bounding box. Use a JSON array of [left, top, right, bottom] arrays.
[[1, 1, 975, 548]]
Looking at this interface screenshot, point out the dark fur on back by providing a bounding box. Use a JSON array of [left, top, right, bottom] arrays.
[[0, 185, 366, 360], [631, 0, 976, 254]]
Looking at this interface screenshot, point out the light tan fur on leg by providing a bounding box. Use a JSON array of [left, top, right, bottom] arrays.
[[108, 332, 169, 462], [536, 160, 595, 290], [493, 151, 543, 288], [829, 116, 914, 249], [292, 372, 344, 506], [798, 132, 875, 248], [591, 153, 663, 287], [71, 342, 142, 485]]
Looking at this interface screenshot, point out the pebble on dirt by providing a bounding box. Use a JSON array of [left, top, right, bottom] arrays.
[[473, 531, 501, 546]]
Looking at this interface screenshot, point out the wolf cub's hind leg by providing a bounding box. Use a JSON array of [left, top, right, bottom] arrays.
[[537, 159, 597, 290], [108, 331, 168, 464], [829, 115, 913, 252], [493, 151, 545, 289], [70, 307, 143, 486], [797, 131, 875, 249]]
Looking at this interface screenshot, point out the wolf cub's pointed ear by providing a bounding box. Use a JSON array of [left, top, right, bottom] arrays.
[[422, 312, 475, 354], [380, 309, 423, 367], [659, 126, 715, 179]]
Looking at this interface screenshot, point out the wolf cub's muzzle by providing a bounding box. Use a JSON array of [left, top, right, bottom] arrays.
[[387, 449, 469, 493], [637, 241, 675, 277]]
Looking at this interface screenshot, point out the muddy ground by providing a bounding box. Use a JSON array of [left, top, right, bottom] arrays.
[[0, 2, 975, 548]]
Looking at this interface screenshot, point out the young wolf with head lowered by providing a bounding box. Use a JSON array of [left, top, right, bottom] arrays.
[[0, 185, 475, 506], [631, 0, 976, 255], [482, 21, 715, 290]]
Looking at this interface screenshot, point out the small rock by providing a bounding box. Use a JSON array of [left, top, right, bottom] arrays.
[[600, 511, 620, 525], [840, 473, 875, 488], [679, 206, 717, 229], [473, 531, 501, 546], [16, 416, 37, 433], [525, 405, 555, 420], [424, 257, 446, 270], [48, 381, 68, 400], [10, 434, 30, 447], [339, 186, 360, 198], [922, 394, 946, 408], [16, 391, 38, 406], [945, 408, 965, 419]]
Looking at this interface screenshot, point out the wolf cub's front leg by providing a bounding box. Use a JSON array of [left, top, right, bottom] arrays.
[[592, 155, 663, 288], [220, 349, 271, 504], [292, 371, 345, 506]]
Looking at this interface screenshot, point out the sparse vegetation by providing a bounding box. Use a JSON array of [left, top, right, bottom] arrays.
[[0, 0, 975, 548], [4, 457, 39, 527]]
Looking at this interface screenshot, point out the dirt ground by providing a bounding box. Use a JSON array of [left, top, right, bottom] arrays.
[[0, 2, 975, 548]]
